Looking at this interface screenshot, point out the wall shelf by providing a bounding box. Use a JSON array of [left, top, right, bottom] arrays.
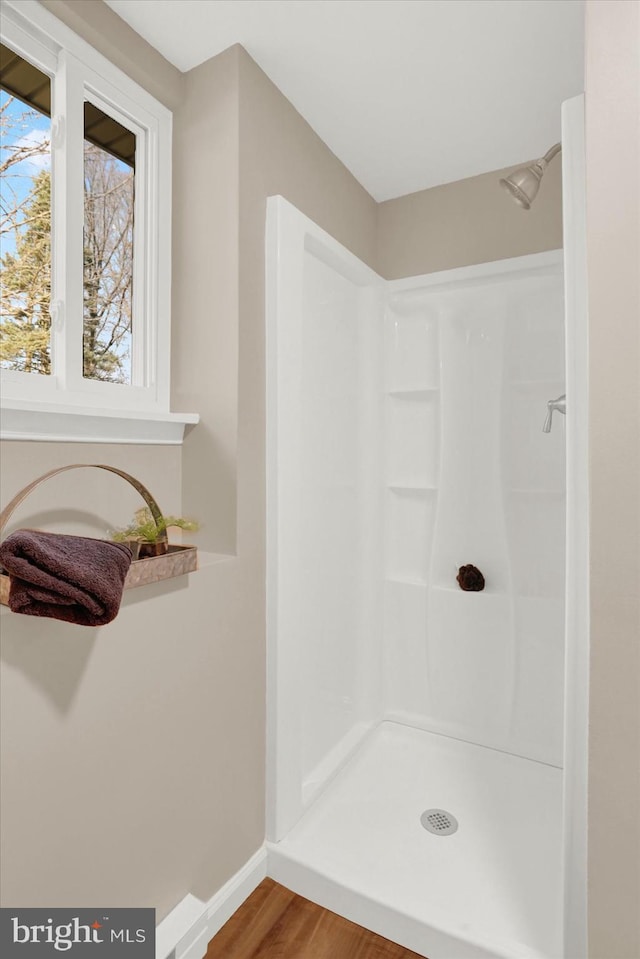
[[0, 464, 199, 612], [386, 576, 428, 588], [0, 544, 198, 608], [509, 488, 565, 497], [431, 584, 502, 596], [122, 544, 198, 590], [388, 484, 437, 494], [386, 388, 439, 399]]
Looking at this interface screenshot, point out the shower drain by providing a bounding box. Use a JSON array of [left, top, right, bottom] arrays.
[[420, 808, 459, 836]]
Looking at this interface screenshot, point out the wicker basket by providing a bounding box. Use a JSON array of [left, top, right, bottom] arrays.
[[0, 464, 197, 607]]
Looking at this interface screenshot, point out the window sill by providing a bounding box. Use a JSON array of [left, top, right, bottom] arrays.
[[0, 400, 199, 445]]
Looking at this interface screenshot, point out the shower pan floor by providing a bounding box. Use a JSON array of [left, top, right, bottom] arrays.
[[268, 722, 563, 959]]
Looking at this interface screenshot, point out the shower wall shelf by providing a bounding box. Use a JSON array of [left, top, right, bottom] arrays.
[[511, 379, 566, 387], [509, 488, 565, 496], [432, 584, 500, 596], [386, 577, 429, 588], [384, 309, 440, 593], [0, 464, 198, 609], [386, 388, 439, 398], [387, 485, 437, 493]]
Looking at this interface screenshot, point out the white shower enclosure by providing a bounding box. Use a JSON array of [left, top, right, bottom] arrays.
[[266, 99, 587, 959]]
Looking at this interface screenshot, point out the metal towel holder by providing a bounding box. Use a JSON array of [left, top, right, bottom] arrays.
[[0, 464, 197, 607]]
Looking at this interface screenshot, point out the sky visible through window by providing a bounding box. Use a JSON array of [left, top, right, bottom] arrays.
[[0, 92, 50, 252], [0, 90, 52, 375], [1, 84, 135, 383], [83, 123, 135, 385]]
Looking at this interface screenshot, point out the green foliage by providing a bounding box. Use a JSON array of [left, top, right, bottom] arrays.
[[111, 507, 199, 545], [1, 100, 133, 381], [0, 170, 51, 373]]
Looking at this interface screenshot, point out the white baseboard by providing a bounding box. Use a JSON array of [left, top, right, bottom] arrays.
[[156, 846, 268, 959], [205, 846, 268, 940], [156, 894, 207, 959]]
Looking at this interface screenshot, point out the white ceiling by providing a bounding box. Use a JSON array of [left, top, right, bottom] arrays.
[[105, 0, 584, 202]]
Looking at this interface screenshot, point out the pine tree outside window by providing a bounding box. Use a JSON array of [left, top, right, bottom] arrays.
[[1, 64, 52, 376]]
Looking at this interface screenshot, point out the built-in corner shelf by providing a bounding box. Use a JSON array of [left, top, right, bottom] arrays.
[[388, 484, 437, 494], [386, 576, 428, 588], [509, 488, 565, 497], [387, 388, 439, 400], [431, 584, 501, 597]]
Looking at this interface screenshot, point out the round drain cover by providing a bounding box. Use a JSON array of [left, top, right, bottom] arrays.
[[420, 808, 459, 836]]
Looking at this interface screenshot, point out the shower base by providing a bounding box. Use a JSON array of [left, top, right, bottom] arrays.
[[267, 722, 563, 959]]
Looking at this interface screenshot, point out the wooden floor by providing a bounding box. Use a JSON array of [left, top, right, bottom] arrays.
[[205, 878, 426, 959]]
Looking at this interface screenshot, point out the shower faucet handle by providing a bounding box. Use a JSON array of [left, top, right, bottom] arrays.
[[542, 393, 566, 433]]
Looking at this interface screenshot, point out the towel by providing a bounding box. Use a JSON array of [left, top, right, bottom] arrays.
[[0, 530, 132, 626]]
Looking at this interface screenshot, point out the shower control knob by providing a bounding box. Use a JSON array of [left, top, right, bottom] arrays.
[[542, 393, 566, 433]]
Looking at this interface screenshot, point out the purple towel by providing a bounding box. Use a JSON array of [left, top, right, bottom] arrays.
[[0, 530, 132, 626]]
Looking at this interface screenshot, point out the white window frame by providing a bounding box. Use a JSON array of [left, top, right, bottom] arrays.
[[0, 0, 198, 443]]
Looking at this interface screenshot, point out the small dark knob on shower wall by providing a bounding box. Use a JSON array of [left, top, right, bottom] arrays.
[[457, 564, 485, 591]]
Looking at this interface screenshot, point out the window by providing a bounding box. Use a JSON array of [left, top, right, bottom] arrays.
[[0, 1, 196, 442], [82, 102, 135, 385], [1, 47, 52, 376]]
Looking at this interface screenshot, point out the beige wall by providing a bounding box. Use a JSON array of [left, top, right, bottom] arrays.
[[237, 47, 378, 273], [8, 5, 636, 956], [0, 0, 377, 922], [39, 0, 184, 111], [585, 3, 640, 958], [172, 46, 241, 556], [378, 159, 562, 279], [0, 9, 258, 920]]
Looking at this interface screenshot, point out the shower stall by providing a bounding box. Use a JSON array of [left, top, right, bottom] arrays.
[[266, 99, 588, 959]]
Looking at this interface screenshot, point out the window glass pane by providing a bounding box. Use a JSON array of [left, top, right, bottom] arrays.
[[83, 101, 135, 384], [0, 47, 52, 376]]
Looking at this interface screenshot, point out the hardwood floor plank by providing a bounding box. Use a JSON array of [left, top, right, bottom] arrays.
[[205, 879, 426, 959], [206, 878, 295, 956]]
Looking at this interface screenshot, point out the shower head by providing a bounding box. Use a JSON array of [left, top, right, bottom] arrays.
[[500, 143, 562, 210]]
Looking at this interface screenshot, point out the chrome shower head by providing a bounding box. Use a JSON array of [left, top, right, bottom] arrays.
[[500, 143, 562, 210]]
